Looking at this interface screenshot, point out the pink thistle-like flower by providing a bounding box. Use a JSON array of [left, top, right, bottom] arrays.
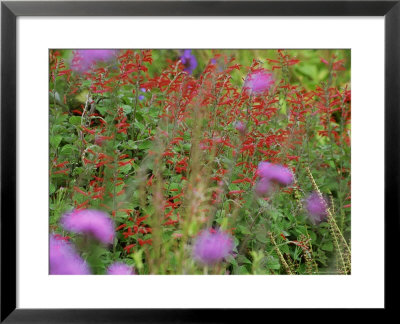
[[49, 235, 90, 275], [193, 229, 234, 265], [234, 121, 246, 135], [254, 177, 272, 197], [257, 162, 293, 186], [306, 192, 328, 224], [94, 135, 105, 146], [71, 50, 117, 72], [61, 209, 115, 244], [107, 262, 135, 275], [244, 69, 274, 95]]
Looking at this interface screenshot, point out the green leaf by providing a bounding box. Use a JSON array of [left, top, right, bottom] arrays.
[[237, 255, 252, 264], [280, 244, 290, 254], [138, 140, 152, 150], [119, 163, 132, 174], [266, 256, 281, 270], [96, 105, 108, 115], [135, 121, 146, 132], [237, 225, 251, 235], [55, 114, 68, 124], [69, 116, 82, 126], [60, 144, 78, 157], [182, 143, 191, 152], [296, 64, 318, 81], [228, 183, 240, 191], [308, 230, 317, 242], [122, 140, 138, 150], [225, 253, 238, 267], [75, 90, 89, 104], [239, 265, 249, 274], [122, 104, 132, 115], [135, 111, 144, 123], [321, 241, 333, 252], [255, 232, 268, 244], [279, 97, 287, 115], [270, 209, 282, 222], [72, 167, 84, 176], [50, 135, 62, 149], [49, 183, 56, 195]]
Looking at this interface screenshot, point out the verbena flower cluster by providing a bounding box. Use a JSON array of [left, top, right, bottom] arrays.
[[180, 49, 198, 74]]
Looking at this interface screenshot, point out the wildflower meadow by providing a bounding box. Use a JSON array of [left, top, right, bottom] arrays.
[[49, 49, 351, 275]]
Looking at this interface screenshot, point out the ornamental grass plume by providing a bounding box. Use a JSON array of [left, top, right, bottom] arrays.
[[107, 262, 135, 275], [49, 235, 90, 275], [305, 191, 328, 224], [71, 49, 116, 72], [193, 229, 234, 265], [180, 49, 198, 74], [244, 69, 274, 95], [61, 209, 115, 244]]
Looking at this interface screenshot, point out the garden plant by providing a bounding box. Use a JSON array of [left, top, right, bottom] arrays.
[[49, 49, 351, 275]]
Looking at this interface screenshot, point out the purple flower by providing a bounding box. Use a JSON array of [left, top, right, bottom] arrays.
[[139, 88, 146, 101], [193, 229, 234, 265], [306, 192, 328, 224], [107, 262, 135, 275], [244, 70, 274, 95], [61, 209, 115, 244], [235, 121, 246, 135], [254, 177, 272, 197], [257, 162, 293, 186], [49, 235, 90, 275], [180, 49, 198, 74], [71, 49, 116, 72]]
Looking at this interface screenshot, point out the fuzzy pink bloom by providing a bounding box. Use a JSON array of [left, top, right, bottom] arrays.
[[306, 192, 328, 224], [107, 262, 135, 275], [244, 70, 274, 94], [61, 209, 115, 244], [49, 235, 90, 275], [257, 162, 293, 186], [235, 121, 246, 135], [254, 177, 272, 197], [71, 50, 117, 72], [193, 229, 234, 265], [94, 136, 104, 146]]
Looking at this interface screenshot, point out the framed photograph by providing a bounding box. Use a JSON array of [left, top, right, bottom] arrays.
[[1, 0, 398, 321]]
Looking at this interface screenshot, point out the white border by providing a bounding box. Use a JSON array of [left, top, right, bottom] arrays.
[[18, 17, 384, 308]]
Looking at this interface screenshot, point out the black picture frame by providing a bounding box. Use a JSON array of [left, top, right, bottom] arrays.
[[1, 0, 398, 322]]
